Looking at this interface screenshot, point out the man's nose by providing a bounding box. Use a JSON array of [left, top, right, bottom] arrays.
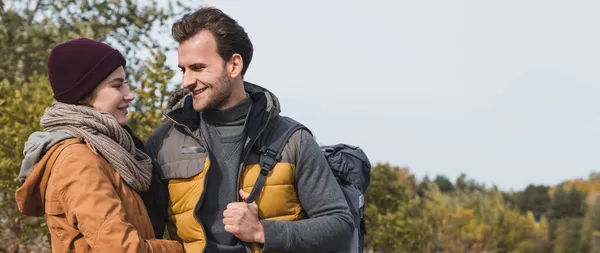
[[182, 72, 196, 89]]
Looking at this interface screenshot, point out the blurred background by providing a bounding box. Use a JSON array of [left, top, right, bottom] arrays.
[[1, 0, 599, 252]]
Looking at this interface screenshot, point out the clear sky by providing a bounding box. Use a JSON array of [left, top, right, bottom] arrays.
[[148, 0, 600, 191]]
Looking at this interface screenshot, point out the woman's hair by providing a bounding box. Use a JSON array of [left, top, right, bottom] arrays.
[[77, 92, 96, 106]]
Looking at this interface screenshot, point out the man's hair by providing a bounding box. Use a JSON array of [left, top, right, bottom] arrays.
[[172, 7, 253, 76]]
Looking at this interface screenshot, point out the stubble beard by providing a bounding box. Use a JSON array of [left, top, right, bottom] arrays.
[[194, 70, 233, 112]]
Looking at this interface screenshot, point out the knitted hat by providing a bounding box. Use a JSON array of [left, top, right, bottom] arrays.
[[47, 38, 126, 104]]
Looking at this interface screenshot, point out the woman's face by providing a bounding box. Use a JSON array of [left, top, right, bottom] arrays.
[[88, 66, 134, 126]]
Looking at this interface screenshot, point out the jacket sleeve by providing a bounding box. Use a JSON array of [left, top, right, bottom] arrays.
[[53, 151, 182, 253], [260, 129, 355, 252]]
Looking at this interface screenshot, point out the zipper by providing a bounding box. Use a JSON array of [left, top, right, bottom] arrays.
[[164, 113, 204, 147], [164, 113, 209, 252], [238, 132, 263, 253], [237, 123, 268, 201], [237, 115, 273, 253], [165, 105, 270, 253], [237, 113, 272, 202]]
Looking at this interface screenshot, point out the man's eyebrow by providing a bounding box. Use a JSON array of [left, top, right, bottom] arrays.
[[189, 63, 207, 68], [179, 63, 207, 69]]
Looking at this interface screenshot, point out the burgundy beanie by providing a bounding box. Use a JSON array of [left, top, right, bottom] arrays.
[[47, 38, 126, 104]]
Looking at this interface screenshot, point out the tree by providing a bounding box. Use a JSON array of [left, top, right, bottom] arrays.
[[364, 165, 550, 252], [589, 171, 600, 182], [548, 179, 600, 198], [455, 173, 486, 192], [0, 75, 54, 250], [592, 231, 600, 253], [434, 174, 455, 193], [0, 0, 188, 84], [553, 218, 583, 253], [548, 185, 586, 220], [546, 185, 587, 253], [510, 184, 551, 221], [0, 0, 188, 250], [497, 209, 549, 253], [129, 49, 177, 141], [580, 196, 600, 253], [566, 185, 588, 218], [438, 190, 505, 252], [364, 164, 436, 252]]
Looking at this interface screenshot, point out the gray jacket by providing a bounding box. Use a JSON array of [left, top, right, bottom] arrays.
[[142, 82, 355, 252]]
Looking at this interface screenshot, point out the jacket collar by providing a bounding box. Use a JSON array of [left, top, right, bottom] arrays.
[[164, 81, 281, 136]]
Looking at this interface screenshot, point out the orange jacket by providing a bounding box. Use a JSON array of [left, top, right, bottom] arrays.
[[15, 138, 182, 253]]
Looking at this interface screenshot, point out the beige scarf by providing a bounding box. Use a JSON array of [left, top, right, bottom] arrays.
[[40, 102, 152, 192]]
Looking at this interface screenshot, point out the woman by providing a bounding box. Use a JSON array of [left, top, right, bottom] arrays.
[[14, 38, 183, 252]]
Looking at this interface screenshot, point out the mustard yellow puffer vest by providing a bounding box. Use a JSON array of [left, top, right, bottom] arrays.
[[164, 136, 305, 253], [148, 83, 306, 252]]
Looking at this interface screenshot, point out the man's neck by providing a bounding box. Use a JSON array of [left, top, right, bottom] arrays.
[[216, 79, 246, 111], [203, 93, 251, 125]]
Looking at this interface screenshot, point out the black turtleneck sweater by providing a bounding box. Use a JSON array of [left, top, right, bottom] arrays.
[[199, 94, 252, 253]]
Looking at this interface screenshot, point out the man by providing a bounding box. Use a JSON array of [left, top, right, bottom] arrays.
[[143, 6, 355, 253]]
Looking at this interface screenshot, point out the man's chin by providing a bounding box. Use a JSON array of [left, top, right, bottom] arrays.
[[193, 105, 206, 112], [193, 101, 212, 112], [193, 95, 229, 112]]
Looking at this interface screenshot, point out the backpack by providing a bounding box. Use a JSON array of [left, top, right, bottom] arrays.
[[246, 116, 372, 253]]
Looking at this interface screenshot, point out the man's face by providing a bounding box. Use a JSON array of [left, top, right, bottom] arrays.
[[178, 30, 234, 112]]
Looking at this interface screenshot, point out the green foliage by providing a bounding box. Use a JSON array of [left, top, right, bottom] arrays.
[[548, 185, 587, 220], [2, 1, 600, 252], [580, 196, 600, 253], [508, 184, 551, 221], [0, 75, 54, 245], [0, 0, 186, 249], [0, 0, 189, 84], [553, 218, 583, 253], [364, 163, 437, 252], [592, 231, 600, 253], [589, 172, 600, 182], [364, 165, 550, 253], [455, 172, 486, 192], [0, 75, 53, 192], [547, 184, 588, 253], [129, 49, 176, 141], [434, 174, 455, 193]]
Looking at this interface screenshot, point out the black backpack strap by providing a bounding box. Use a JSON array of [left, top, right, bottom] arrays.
[[246, 116, 310, 203]]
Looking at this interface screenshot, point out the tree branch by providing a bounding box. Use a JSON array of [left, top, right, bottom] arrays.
[[0, 141, 15, 155], [26, 0, 42, 25], [0, 110, 27, 125], [0, 0, 5, 16]]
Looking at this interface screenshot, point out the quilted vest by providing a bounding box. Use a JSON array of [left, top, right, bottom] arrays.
[[158, 126, 305, 253]]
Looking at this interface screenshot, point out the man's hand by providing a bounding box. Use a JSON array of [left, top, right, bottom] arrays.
[[223, 190, 265, 243]]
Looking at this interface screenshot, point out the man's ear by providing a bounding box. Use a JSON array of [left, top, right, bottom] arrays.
[[227, 53, 244, 78]]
